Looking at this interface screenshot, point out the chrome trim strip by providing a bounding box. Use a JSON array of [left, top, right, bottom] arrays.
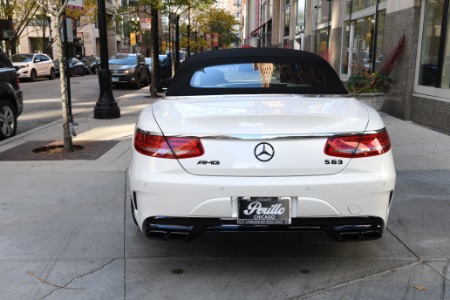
[[137, 129, 385, 140]]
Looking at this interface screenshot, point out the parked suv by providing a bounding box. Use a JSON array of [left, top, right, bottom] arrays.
[[10, 53, 55, 82], [109, 53, 149, 89], [0, 47, 23, 140]]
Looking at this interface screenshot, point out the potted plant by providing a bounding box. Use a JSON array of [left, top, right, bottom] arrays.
[[346, 71, 393, 110], [346, 35, 405, 110]]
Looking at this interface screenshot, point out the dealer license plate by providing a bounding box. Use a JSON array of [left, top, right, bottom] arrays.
[[112, 77, 119, 82], [238, 197, 291, 225]]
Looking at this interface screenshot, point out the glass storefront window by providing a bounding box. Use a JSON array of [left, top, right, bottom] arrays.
[[345, 0, 352, 15], [341, 1, 386, 78], [314, 0, 332, 58], [352, 15, 376, 74], [315, 0, 330, 24], [347, 0, 386, 14], [284, 1, 290, 37], [418, 0, 443, 87], [352, 0, 377, 11], [342, 20, 351, 75], [345, 0, 387, 15], [297, 0, 306, 34], [374, 11, 385, 72], [316, 27, 330, 59]]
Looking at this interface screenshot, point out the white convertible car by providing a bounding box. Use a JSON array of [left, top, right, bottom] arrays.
[[128, 48, 396, 242]]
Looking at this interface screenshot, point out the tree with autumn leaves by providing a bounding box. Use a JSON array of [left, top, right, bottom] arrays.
[[180, 7, 240, 51], [2, 0, 240, 151], [126, 0, 238, 96]]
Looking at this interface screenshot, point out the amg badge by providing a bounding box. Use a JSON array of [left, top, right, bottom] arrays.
[[197, 160, 220, 165]]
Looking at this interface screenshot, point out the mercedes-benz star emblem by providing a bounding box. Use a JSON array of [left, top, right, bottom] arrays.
[[254, 142, 275, 162]]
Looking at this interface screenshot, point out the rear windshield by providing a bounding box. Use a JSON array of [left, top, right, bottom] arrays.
[[190, 63, 325, 89]]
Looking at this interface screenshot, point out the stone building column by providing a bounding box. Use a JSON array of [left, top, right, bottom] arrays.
[[383, 0, 421, 119]]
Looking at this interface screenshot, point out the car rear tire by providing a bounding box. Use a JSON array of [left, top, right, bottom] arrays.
[[0, 100, 17, 140], [30, 69, 37, 82], [81, 68, 85, 76]]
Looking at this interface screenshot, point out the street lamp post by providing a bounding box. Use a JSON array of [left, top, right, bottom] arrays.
[[94, 0, 120, 119], [131, 16, 140, 53]]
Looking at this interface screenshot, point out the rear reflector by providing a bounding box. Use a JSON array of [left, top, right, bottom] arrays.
[[324, 129, 391, 158], [134, 129, 204, 159]]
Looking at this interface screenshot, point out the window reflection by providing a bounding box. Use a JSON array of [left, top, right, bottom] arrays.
[[419, 0, 443, 87], [190, 63, 325, 89]]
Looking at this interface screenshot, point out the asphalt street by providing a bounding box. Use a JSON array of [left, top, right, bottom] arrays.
[[0, 89, 449, 300]]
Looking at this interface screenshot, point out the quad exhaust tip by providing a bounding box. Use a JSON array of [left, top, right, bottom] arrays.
[[146, 230, 192, 241], [337, 230, 382, 241]]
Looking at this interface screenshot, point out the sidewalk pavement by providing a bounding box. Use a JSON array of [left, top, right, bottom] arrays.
[[0, 91, 449, 300]]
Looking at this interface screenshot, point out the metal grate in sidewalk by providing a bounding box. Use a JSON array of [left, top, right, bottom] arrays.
[[0, 140, 120, 161]]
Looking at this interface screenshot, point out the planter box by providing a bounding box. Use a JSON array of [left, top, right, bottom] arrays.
[[354, 93, 385, 110]]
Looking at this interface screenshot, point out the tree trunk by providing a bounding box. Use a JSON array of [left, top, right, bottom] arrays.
[[57, 16, 75, 152]]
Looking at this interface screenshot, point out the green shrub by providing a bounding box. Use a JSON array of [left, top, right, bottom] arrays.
[[346, 72, 393, 94]]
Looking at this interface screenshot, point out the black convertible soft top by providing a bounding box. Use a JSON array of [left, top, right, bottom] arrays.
[[165, 48, 348, 96]]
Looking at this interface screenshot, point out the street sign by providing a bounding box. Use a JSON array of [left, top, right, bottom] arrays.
[[141, 18, 151, 31], [2, 30, 14, 39], [130, 32, 136, 46], [67, 0, 83, 10], [61, 19, 74, 42]]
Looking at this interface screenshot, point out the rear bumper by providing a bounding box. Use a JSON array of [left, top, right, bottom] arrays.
[[142, 216, 385, 242]]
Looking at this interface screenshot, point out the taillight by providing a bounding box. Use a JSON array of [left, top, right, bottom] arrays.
[[324, 129, 391, 158], [134, 129, 204, 159]]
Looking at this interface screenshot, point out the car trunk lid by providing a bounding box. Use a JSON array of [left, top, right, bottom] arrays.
[[148, 95, 369, 176]]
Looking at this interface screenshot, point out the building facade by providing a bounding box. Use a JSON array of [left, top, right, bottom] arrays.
[[243, 0, 450, 134], [15, 0, 124, 60]]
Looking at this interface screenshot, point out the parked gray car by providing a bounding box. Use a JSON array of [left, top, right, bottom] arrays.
[[109, 53, 150, 89]]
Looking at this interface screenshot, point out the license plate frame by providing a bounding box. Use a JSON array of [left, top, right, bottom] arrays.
[[112, 77, 119, 82], [238, 197, 291, 225]]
